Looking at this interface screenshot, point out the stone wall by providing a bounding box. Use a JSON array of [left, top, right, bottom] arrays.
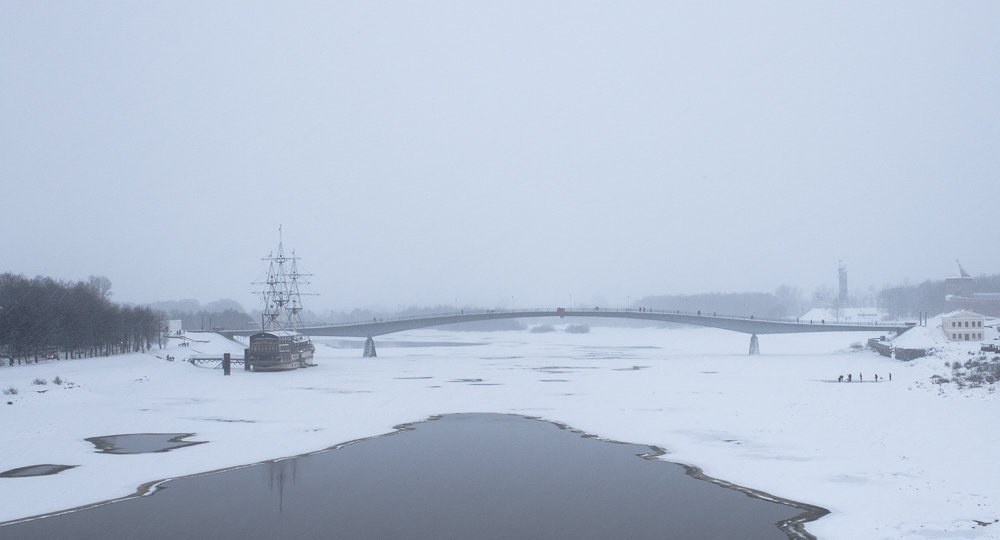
[[868, 339, 892, 358], [867, 338, 927, 361], [894, 347, 929, 361]]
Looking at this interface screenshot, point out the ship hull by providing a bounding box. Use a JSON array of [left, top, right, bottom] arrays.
[[245, 332, 315, 372]]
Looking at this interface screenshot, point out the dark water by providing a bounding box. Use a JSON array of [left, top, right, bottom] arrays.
[[0, 464, 76, 478], [1, 414, 824, 539], [85, 433, 207, 454]]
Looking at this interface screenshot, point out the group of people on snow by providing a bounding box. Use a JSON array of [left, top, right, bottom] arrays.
[[837, 372, 890, 382]]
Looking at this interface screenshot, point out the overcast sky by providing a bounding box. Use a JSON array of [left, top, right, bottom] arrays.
[[2, 2, 998, 312]]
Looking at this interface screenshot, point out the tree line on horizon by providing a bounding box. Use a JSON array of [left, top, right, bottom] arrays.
[[635, 288, 804, 320], [144, 298, 255, 331], [165, 309, 254, 332], [877, 273, 1000, 318], [4, 269, 994, 365], [0, 273, 162, 366], [634, 274, 1000, 321]]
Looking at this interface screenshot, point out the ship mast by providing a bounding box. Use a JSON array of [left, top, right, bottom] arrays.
[[255, 226, 312, 333]]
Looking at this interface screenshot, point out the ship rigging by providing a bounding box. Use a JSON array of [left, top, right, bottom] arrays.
[[244, 228, 316, 371]]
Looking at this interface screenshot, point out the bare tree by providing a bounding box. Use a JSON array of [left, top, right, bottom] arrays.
[[0, 273, 162, 365], [87, 275, 112, 300]]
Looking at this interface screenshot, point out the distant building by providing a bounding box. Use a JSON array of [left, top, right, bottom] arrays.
[[945, 261, 974, 297], [838, 261, 848, 306], [168, 319, 183, 335], [944, 261, 1000, 316], [940, 310, 985, 342]]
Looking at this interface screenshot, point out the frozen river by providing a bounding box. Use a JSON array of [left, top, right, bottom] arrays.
[[1, 324, 999, 538]]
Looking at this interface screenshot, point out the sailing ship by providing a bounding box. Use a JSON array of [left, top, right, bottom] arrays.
[[244, 229, 316, 371]]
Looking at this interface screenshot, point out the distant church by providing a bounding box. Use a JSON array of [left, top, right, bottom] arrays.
[[944, 261, 1000, 317]]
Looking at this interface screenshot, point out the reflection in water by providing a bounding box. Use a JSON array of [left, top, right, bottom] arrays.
[[2, 414, 827, 540], [265, 458, 299, 513]]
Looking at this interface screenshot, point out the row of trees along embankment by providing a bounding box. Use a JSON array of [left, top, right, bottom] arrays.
[[0, 274, 163, 366]]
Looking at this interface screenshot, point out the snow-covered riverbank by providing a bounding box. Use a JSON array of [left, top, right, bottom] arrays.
[[2, 325, 999, 539]]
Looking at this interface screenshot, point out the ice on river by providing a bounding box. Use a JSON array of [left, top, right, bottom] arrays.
[[1, 324, 999, 539]]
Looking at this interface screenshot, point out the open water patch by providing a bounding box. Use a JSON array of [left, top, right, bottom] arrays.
[[4, 415, 826, 539], [0, 465, 77, 478], [85, 433, 206, 455]]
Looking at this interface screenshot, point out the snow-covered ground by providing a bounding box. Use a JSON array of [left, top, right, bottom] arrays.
[[892, 313, 998, 352], [2, 324, 999, 539]]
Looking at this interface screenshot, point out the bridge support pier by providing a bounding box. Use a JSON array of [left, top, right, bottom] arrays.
[[363, 336, 377, 358], [748, 334, 760, 355]]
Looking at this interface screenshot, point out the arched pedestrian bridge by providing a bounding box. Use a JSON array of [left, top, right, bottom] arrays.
[[221, 308, 911, 356]]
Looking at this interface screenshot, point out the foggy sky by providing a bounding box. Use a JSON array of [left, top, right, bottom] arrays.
[[3, 2, 999, 313]]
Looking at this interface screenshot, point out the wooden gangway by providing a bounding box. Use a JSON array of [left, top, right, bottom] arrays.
[[188, 355, 244, 367]]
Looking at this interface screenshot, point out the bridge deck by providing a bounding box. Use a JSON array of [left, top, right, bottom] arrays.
[[221, 308, 910, 339]]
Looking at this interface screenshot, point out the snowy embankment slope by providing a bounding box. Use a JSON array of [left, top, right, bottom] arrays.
[[2, 326, 999, 539], [891, 313, 999, 352]]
